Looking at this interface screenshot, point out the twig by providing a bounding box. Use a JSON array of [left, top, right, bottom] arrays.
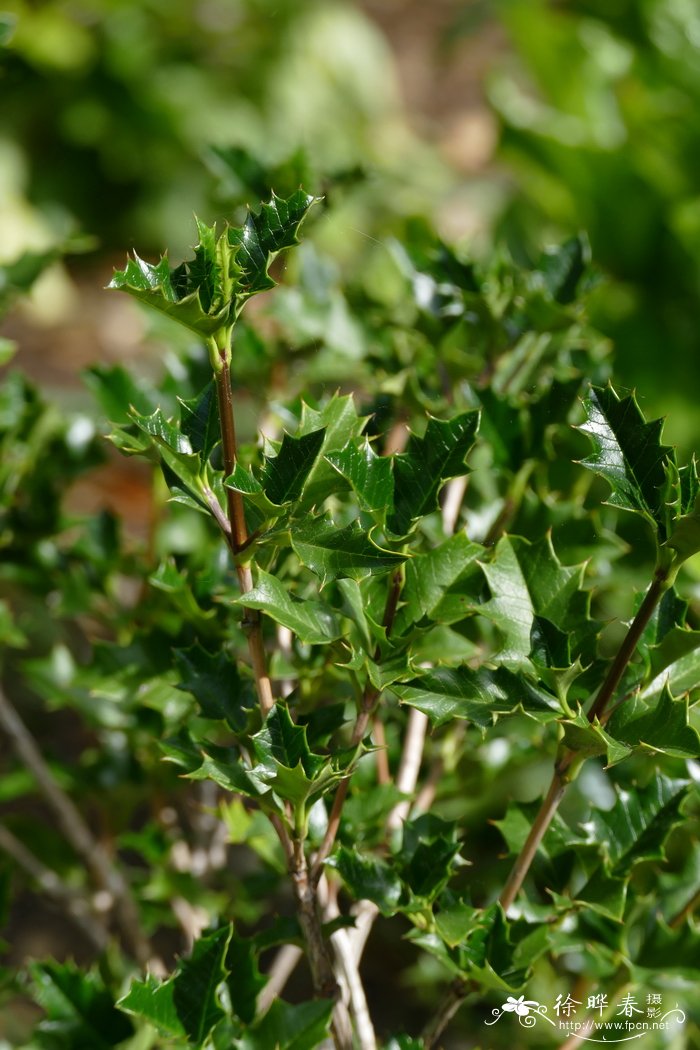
[[500, 566, 669, 910], [257, 944, 304, 1014], [321, 876, 377, 1050], [0, 823, 108, 953], [441, 475, 468, 535], [482, 460, 534, 548], [422, 978, 469, 1049], [311, 568, 403, 883], [0, 684, 153, 966], [371, 716, 390, 785], [214, 359, 274, 715], [423, 565, 673, 1043], [669, 885, 700, 929], [387, 708, 428, 832]]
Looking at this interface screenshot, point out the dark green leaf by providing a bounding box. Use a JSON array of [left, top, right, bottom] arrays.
[[119, 926, 231, 1046], [589, 776, 690, 876], [228, 190, 318, 302], [394, 666, 559, 728], [329, 846, 403, 916], [30, 963, 133, 1050], [263, 428, 325, 506], [175, 644, 255, 731], [180, 381, 220, 459], [578, 385, 673, 538], [235, 998, 333, 1050], [226, 936, 266, 1025], [607, 685, 700, 759], [388, 411, 479, 535], [110, 192, 316, 336], [289, 515, 404, 585]]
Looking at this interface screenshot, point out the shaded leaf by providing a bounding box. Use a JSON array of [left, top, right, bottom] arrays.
[[329, 846, 403, 916], [175, 643, 255, 731], [263, 428, 325, 506], [388, 412, 479, 536], [119, 926, 231, 1045], [235, 999, 333, 1050], [30, 963, 133, 1050]]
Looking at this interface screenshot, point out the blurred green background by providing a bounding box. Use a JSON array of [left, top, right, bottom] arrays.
[[3, 0, 700, 454]]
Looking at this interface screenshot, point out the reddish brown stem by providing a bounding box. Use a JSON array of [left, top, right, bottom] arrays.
[[215, 361, 274, 715]]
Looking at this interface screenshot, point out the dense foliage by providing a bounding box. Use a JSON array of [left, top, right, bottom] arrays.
[[1, 187, 700, 1049]]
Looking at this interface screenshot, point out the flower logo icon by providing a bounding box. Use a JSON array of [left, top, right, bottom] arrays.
[[502, 995, 539, 1017]]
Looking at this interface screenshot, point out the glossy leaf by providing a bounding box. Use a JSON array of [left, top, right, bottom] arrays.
[[578, 385, 673, 537], [329, 846, 403, 916], [325, 438, 394, 516], [607, 685, 700, 759], [400, 531, 482, 625], [237, 570, 341, 644], [289, 514, 404, 585], [174, 643, 255, 731], [588, 776, 690, 876], [388, 411, 479, 536], [110, 191, 316, 336], [180, 381, 220, 459], [262, 428, 325, 506], [393, 666, 559, 728]]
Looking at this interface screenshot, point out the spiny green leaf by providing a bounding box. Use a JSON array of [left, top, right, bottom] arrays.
[[289, 514, 404, 585], [633, 917, 700, 978], [119, 926, 231, 1045], [326, 438, 394, 516], [263, 428, 325, 506], [30, 962, 133, 1049], [253, 704, 325, 780], [234, 998, 334, 1050], [109, 191, 316, 337], [226, 936, 266, 1025], [237, 570, 341, 644], [388, 411, 479, 535], [329, 846, 403, 916], [587, 776, 690, 876], [607, 685, 700, 759], [393, 666, 559, 728], [574, 870, 628, 923], [179, 381, 220, 460], [174, 643, 255, 731], [187, 748, 275, 807], [577, 385, 674, 538], [560, 711, 632, 766], [399, 531, 482, 626], [666, 457, 700, 562], [228, 190, 318, 302], [297, 394, 371, 507]]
